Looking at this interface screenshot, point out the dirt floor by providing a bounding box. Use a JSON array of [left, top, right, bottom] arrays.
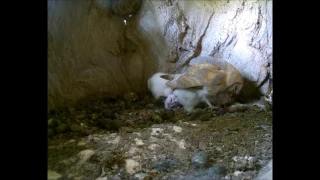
[[48, 93, 272, 180]]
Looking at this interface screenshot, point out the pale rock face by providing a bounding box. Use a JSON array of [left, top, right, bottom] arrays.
[[48, 0, 272, 111]]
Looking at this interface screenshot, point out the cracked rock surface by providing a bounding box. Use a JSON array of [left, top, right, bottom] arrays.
[[48, 0, 272, 110]]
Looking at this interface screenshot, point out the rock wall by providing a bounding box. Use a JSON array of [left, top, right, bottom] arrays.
[[48, 0, 272, 111]]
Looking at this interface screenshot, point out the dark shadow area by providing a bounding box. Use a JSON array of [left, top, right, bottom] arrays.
[[237, 78, 262, 103]]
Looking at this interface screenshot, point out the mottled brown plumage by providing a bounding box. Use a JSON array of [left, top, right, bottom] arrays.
[[164, 56, 243, 111]]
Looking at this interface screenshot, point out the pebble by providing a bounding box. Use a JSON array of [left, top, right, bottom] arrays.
[[95, 177, 108, 180], [86, 135, 94, 142], [134, 173, 150, 180], [172, 126, 182, 133], [216, 147, 222, 152], [77, 149, 95, 164], [68, 139, 76, 143], [111, 175, 121, 180], [77, 140, 87, 146], [48, 170, 62, 180], [125, 159, 140, 174], [134, 138, 144, 146], [192, 151, 209, 168], [234, 170, 243, 176], [48, 118, 57, 128], [232, 155, 255, 170]]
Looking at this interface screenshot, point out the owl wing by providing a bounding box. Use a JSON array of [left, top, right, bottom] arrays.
[[166, 75, 204, 89]]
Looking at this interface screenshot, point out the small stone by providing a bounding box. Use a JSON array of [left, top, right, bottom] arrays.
[[77, 139, 87, 146], [121, 126, 135, 133], [192, 151, 209, 168], [216, 147, 222, 152], [125, 159, 140, 174], [95, 177, 108, 180], [234, 170, 243, 176], [111, 175, 121, 180], [134, 173, 149, 180], [247, 156, 255, 168], [68, 139, 76, 143], [48, 118, 57, 128], [259, 124, 270, 130], [150, 127, 164, 136], [233, 156, 248, 170], [86, 135, 93, 142], [48, 170, 62, 180], [172, 126, 182, 133], [134, 138, 144, 146], [77, 149, 95, 164]]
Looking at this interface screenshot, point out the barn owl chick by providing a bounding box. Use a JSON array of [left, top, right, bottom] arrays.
[[171, 88, 210, 113], [147, 72, 181, 100]]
